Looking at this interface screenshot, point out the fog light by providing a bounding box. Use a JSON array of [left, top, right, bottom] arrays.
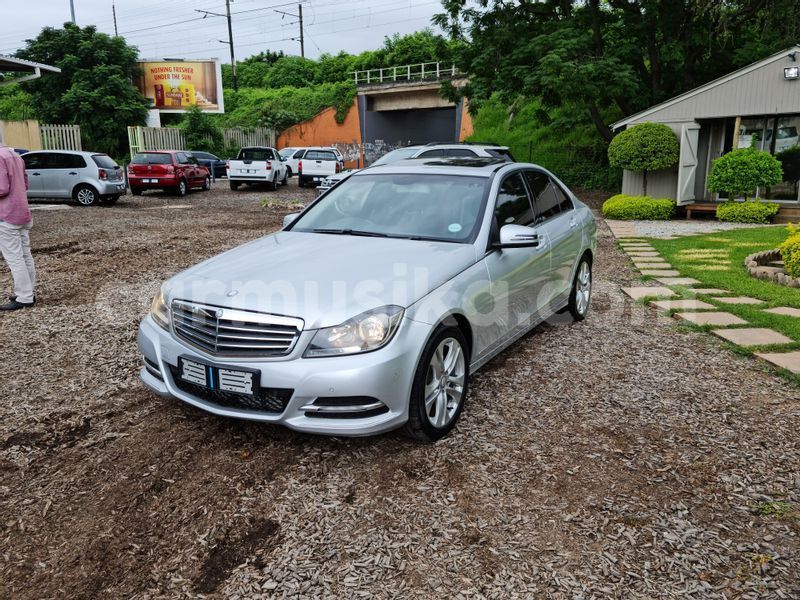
[[784, 66, 799, 80]]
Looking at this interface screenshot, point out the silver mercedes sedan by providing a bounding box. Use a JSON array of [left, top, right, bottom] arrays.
[[138, 158, 596, 441]]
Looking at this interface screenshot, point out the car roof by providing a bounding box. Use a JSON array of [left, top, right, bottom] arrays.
[[23, 150, 104, 156], [416, 143, 509, 150], [355, 157, 511, 177], [137, 150, 180, 154]]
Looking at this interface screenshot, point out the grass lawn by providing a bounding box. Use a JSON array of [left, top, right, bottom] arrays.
[[648, 226, 800, 345]]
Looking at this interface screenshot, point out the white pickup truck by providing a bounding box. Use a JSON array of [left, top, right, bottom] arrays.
[[227, 146, 288, 191], [297, 147, 343, 188]]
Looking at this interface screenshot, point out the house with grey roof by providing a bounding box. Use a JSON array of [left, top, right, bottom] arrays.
[[611, 46, 800, 221]]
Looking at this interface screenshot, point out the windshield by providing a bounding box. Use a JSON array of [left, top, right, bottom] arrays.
[[131, 153, 172, 165], [279, 148, 295, 158], [371, 147, 420, 166], [290, 173, 489, 242]]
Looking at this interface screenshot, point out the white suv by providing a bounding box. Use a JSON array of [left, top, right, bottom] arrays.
[[317, 143, 515, 195]]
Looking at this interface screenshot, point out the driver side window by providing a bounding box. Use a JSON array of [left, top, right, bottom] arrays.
[[494, 172, 534, 229]]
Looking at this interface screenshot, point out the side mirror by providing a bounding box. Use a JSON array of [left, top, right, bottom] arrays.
[[495, 224, 541, 248], [283, 212, 300, 228]]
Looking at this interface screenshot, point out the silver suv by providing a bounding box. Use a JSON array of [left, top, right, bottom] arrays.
[[22, 150, 127, 206]]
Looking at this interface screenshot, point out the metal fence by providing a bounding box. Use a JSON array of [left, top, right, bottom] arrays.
[[353, 62, 461, 85], [40, 124, 82, 151], [223, 127, 275, 149]]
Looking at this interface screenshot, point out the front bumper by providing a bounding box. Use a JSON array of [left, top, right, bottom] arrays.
[[137, 314, 429, 436]]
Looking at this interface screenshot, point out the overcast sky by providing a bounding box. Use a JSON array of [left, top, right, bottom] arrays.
[[1, 0, 444, 61]]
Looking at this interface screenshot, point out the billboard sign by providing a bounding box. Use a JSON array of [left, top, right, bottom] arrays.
[[135, 59, 224, 113]]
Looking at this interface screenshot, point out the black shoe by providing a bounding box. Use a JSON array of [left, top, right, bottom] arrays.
[[0, 300, 34, 311]]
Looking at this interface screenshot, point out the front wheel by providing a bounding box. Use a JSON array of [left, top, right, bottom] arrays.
[[403, 326, 469, 442], [286, 167, 293, 178], [281, 171, 288, 186], [73, 184, 99, 206], [202, 175, 211, 191], [568, 256, 592, 321]]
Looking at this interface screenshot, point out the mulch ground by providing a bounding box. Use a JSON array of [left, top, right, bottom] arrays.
[[0, 182, 798, 599]]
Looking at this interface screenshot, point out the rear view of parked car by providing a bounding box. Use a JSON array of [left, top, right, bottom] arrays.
[[191, 151, 227, 179], [227, 146, 288, 190], [128, 151, 211, 197], [298, 148, 342, 187], [22, 150, 127, 206]]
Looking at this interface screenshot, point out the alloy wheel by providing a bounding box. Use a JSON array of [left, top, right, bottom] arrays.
[[76, 187, 96, 205], [575, 261, 591, 316], [424, 337, 466, 428]]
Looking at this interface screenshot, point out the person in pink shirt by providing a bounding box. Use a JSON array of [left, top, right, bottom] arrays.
[[0, 140, 35, 310]]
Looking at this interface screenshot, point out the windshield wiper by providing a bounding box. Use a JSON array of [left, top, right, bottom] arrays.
[[312, 228, 389, 238]]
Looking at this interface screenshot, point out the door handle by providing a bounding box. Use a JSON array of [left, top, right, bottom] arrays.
[[31, 172, 41, 176], [569, 217, 578, 229], [68, 172, 78, 175]]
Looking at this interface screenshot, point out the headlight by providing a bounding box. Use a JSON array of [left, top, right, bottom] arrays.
[[304, 305, 404, 357], [150, 289, 170, 330]]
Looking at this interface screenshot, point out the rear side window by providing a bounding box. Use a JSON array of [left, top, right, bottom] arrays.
[[440, 148, 478, 158], [132, 153, 172, 165], [92, 154, 119, 169], [525, 171, 572, 223], [494, 172, 534, 228], [293, 150, 305, 159], [417, 149, 444, 158], [239, 148, 275, 161], [486, 148, 515, 161], [64, 154, 87, 168], [305, 150, 337, 161]]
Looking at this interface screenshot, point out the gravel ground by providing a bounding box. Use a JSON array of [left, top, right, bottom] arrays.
[[1, 181, 798, 599], [611, 219, 781, 239]]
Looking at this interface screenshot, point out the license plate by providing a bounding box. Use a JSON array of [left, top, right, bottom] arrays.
[[313, 177, 321, 181], [178, 356, 258, 396], [116, 184, 126, 190], [143, 178, 157, 183]]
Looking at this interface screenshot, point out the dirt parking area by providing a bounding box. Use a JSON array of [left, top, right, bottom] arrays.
[[1, 181, 798, 598]]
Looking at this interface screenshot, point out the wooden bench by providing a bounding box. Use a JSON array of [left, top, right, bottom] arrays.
[[684, 203, 719, 219]]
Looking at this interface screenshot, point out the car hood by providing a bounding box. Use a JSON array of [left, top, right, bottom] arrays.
[[165, 231, 477, 329]]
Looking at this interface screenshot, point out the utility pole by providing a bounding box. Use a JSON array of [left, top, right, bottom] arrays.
[[69, 0, 76, 24], [298, 4, 304, 59], [196, 2, 237, 91], [275, 3, 305, 58], [225, 0, 237, 90], [112, 1, 118, 36]]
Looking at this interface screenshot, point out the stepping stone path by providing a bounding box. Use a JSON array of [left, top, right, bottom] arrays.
[[765, 307, 800, 318], [650, 299, 716, 311], [754, 351, 800, 374], [613, 229, 797, 376], [641, 269, 681, 277], [674, 312, 747, 326], [712, 328, 793, 347], [712, 296, 765, 305], [621, 286, 677, 300]]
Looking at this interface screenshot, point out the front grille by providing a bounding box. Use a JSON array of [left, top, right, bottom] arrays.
[[171, 300, 303, 357], [168, 365, 292, 413]]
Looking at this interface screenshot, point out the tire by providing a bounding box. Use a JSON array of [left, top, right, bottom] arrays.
[[281, 171, 288, 186], [230, 181, 240, 191], [174, 179, 188, 197], [73, 184, 99, 206], [101, 195, 121, 205], [286, 167, 293, 178], [202, 175, 211, 191], [268, 173, 278, 191], [567, 255, 592, 321], [130, 187, 143, 196], [298, 176, 305, 188], [403, 326, 470, 442]]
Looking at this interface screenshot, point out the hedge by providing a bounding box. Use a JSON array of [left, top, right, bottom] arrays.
[[601, 194, 676, 220], [781, 224, 800, 278], [715, 200, 779, 224]]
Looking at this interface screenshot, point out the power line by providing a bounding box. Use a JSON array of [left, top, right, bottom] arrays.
[[274, 4, 304, 58]]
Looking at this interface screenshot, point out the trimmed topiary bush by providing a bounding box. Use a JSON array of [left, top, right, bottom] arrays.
[[601, 194, 676, 220], [781, 223, 800, 278], [607, 122, 679, 196], [716, 200, 779, 223], [707, 148, 783, 201]]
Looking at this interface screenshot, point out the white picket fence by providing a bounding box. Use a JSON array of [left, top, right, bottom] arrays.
[[128, 126, 275, 156], [40, 124, 82, 151]]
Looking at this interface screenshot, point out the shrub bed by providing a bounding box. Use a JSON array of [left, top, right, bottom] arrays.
[[601, 194, 676, 220], [781, 224, 800, 278], [716, 200, 779, 224]]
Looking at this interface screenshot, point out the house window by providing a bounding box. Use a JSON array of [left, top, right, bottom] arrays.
[[737, 117, 768, 150]]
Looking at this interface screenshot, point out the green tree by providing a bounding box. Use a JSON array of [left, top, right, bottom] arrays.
[[382, 29, 455, 66], [607, 122, 679, 195], [0, 87, 35, 121], [707, 148, 783, 201], [316, 52, 357, 84], [222, 51, 285, 88], [263, 56, 318, 88], [180, 105, 222, 153], [16, 23, 149, 156]]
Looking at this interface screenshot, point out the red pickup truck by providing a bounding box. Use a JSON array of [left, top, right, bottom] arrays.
[[128, 150, 211, 197]]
